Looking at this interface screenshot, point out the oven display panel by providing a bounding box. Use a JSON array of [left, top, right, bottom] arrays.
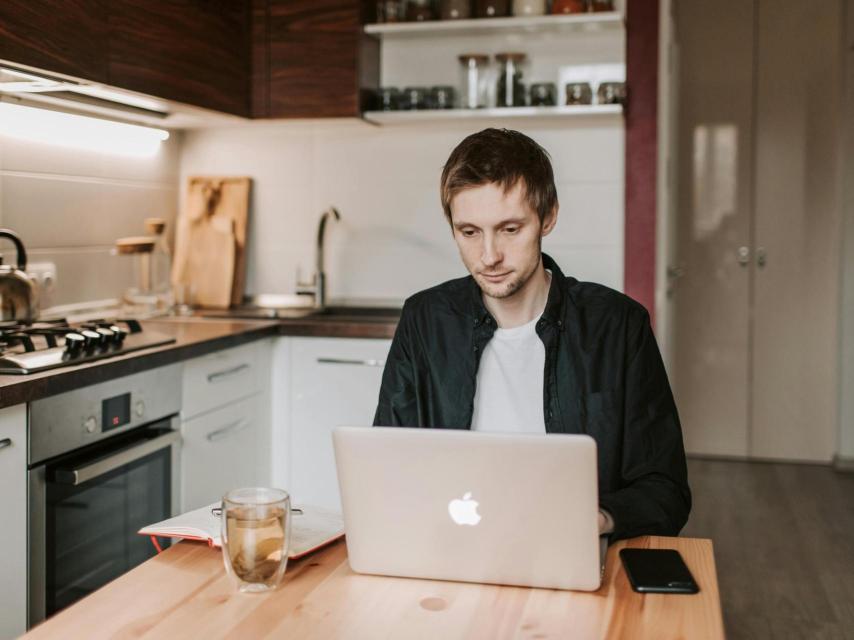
[[102, 393, 131, 432]]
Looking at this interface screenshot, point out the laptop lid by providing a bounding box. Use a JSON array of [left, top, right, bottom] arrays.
[[332, 426, 602, 591]]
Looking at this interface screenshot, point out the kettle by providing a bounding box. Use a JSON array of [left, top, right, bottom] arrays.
[[0, 229, 38, 322]]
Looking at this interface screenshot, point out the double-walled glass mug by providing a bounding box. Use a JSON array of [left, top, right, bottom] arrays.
[[221, 487, 291, 593]]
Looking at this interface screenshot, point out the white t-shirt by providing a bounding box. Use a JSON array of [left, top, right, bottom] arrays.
[[471, 312, 546, 433]]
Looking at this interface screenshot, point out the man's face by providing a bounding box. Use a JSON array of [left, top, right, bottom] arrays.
[[450, 181, 556, 300]]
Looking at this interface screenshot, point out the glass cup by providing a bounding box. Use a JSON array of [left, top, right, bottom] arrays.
[[221, 487, 291, 593]]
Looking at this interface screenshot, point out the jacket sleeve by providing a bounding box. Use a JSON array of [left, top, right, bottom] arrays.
[[373, 301, 420, 427], [598, 308, 692, 540]]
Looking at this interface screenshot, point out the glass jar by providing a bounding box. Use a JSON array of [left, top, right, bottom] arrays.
[[430, 86, 456, 109], [458, 54, 490, 109], [529, 82, 556, 107], [376, 0, 405, 22], [407, 0, 436, 21], [441, 0, 472, 19], [597, 81, 627, 105], [512, 0, 546, 16], [475, 0, 510, 18], [551, 0, 587, 14], [589, 0, 614, 11], [565, 82, 593, 105], [495, 52, 527, 108], [401, 87, 429, 109], [377, 87, 401, 111]]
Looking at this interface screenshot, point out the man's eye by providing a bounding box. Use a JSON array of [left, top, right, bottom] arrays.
[[461, 229, 477, 237], [504, 226, 519, 234]]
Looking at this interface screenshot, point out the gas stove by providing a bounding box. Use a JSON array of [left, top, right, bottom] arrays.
[[0, 318, 176, 375]]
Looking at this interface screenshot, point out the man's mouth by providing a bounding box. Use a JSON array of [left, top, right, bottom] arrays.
[[480, 272, 511, 282]]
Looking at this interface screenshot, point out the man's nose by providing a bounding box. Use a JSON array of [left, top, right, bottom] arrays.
[[481, 234, 502, 267]]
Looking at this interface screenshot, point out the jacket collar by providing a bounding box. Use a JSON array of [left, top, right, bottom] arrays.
[[468, 252, 566, 328]]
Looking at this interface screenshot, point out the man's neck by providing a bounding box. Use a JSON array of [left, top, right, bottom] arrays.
[[483, 263, 551, 329]]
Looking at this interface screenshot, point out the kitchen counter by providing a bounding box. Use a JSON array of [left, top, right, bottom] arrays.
[[0, 311, 400, 409], [20, 535, 725, 639]]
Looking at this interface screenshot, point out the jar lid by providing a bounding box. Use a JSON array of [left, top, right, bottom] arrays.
[[495, 52, 527, 62], [458, 54, 490, 64]]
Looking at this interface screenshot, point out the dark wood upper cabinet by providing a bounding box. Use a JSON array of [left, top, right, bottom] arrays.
[[0, 0, 108, 83], [254, 0, 378, 118], [0, 0, 376, 120], [106, 1, 251, 117]]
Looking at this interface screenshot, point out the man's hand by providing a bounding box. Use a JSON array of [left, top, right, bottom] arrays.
[[598, 510, 614, 535]]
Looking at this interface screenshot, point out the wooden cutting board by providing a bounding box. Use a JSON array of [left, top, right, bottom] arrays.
[[172, 176, 251, 308]]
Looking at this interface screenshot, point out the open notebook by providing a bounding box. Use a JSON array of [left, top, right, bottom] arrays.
[[139, 502, 344, 560]]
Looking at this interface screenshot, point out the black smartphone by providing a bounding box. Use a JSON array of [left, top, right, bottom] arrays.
[[619, 548, 700, 594]]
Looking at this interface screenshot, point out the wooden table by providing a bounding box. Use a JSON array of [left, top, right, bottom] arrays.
[[22, 536, 724, 639]]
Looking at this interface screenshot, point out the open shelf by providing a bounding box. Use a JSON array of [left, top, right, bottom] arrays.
[[364, 12, 623, 39], [362, 104, 623, 125]]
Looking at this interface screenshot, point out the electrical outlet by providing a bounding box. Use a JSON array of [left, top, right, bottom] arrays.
[[27, 262, 58, 294]]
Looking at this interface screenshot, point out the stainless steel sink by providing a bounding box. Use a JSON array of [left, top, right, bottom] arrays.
[[194, 304, 400, 321]]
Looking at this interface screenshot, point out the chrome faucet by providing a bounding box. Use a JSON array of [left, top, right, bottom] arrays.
[[297, 207, 341, 310]]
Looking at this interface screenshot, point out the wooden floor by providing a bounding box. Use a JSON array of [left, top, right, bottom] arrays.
[[681, 458, 854, 639]]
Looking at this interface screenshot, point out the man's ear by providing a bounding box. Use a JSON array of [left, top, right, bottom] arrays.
[[541, 206, 558, 237]]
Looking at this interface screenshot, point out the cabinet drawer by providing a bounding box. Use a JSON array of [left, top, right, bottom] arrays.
[[181, 396, 259, 512], [182, 342, 261, 419]]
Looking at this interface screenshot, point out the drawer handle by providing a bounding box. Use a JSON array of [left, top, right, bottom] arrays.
[[206, 419, 249, 443], [316, 357, 385, 367], [207, 363, 250, 383], [0, 438, 11, 451]]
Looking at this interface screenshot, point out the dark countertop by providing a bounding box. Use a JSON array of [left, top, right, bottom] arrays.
[[0, 311, 399, 409]]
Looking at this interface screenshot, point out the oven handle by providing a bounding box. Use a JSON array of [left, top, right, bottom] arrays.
[[53, 430, 181, 486]]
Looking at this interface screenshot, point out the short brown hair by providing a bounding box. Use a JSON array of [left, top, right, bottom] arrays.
[[440, 128, 558, 225]]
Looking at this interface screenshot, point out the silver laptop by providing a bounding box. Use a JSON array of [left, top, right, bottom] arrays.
[[332, 426, 604, 591]]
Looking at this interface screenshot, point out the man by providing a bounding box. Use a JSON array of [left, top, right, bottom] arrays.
[[373, 128, 690, 541]]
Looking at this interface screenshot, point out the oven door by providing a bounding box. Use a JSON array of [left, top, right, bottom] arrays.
[[28, 417, 181, 626]]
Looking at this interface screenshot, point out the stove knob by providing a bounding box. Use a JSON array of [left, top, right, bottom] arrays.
[[135, 401, 145, 418], [81, 329, 102, 349], [64, 332, 85, 353], [83, 416, 97, 434], [95, 327, 115, 345], [109, 325, 127, 344]]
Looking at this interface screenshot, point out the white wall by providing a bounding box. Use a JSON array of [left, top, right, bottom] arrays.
[[0, 120, 179, 308], [179, 117, 625, 304]]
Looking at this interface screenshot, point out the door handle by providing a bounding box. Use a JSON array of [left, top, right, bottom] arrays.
[[207, 363, 250, 383], [206, 418, 249, 442], [756, 247, 767, 268], [0, 438, 11, 451], [737, 246, 750, 266], [316, 357, 385, 367], [53, 430, 181, 486], [666, 265, 685, 280]]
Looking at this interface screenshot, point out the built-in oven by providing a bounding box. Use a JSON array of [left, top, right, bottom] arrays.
[[27, 364, 182, 627]]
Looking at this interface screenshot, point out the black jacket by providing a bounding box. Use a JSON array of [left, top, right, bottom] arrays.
[[373, 253, 691, 541]]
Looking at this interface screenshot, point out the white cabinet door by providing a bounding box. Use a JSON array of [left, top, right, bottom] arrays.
[[182, 341, 264, 421], [289, 338, 391, 511], [0, 404, 26, 639], [181, 396, 259, 511]]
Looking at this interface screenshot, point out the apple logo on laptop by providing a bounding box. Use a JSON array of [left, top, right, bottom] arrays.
[[448, 492, 481, 526]]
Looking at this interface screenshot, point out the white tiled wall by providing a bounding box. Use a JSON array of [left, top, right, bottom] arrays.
[[0, 130, 180, 306], [179, 117, 624, 304]]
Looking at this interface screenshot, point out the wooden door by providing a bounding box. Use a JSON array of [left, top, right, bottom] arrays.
[[671, 0, 755, 456], [750, 0, 842, 461]]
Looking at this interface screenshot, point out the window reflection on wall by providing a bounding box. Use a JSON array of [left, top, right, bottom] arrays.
[[692, 124, 737, 241]]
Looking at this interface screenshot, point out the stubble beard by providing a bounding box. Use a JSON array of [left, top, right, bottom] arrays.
[[476, 253, 541, 301]]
